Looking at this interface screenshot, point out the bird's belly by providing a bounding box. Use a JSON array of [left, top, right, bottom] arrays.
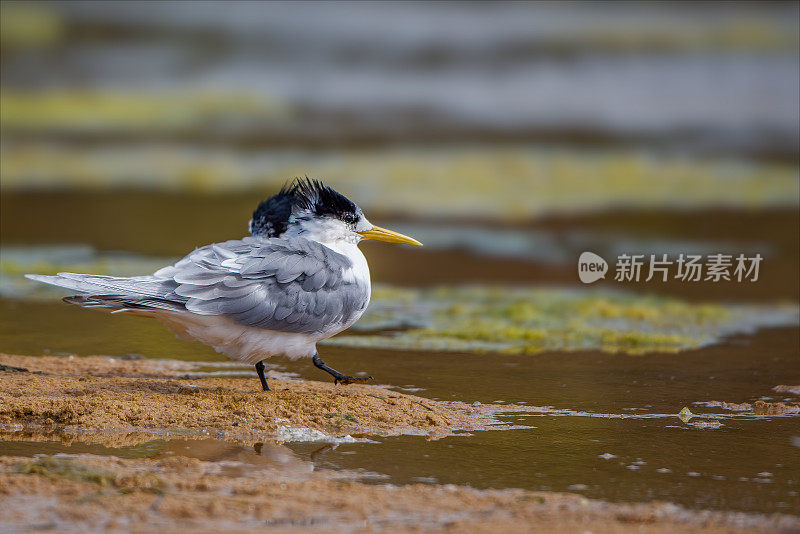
[[154, 310, 323, 362]]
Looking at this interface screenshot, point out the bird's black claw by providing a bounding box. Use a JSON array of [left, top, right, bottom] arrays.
[[314, 353, 373, 386], [334, 375, 374, 385]]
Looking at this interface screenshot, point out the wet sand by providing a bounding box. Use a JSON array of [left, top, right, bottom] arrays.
[[1, 452, 797, 533], [0, 354, 516, 445]]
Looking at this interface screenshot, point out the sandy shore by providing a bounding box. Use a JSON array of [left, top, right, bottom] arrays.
[[0, 354, 521, 445], [1, 354, 798, 533], [1, 453, 796, 534]]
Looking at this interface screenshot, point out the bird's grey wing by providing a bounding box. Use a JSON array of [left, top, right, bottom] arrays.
[[167, 237, 368, 334], [23, 240, 265, 300]]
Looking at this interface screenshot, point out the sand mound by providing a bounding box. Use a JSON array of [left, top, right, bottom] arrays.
[[0, 354, 509, 445]]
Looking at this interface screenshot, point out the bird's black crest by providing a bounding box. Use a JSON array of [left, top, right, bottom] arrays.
[[250, 178, 358, 237], [289, 178, 358, 218]]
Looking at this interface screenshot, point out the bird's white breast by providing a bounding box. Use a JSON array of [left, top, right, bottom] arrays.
[[326, 240, 371, 292], [320, 239, 371, 333]]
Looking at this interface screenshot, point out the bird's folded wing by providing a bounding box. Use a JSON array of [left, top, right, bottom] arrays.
[[160, 237, 367, 334]]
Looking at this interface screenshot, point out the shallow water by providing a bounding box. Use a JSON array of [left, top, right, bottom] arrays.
[[296, 329, 800, 516]]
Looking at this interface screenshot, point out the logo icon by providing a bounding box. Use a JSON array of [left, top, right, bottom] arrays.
[[578, 252, 608, 284]]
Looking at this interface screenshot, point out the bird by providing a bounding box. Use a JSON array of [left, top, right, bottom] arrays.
[[25, 178, 421, 391]]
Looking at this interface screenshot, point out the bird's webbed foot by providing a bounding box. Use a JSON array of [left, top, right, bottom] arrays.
[[312, 353, 373, 385]]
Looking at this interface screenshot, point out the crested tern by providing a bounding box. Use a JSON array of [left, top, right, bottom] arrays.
[[26, 179, 421, 391]]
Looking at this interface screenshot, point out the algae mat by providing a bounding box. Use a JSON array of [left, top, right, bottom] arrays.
[[335, 286, 799, 354], [3, 146, 797, 219]]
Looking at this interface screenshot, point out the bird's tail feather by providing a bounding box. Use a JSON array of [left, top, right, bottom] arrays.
[[63, 295, 185, 314], [25, 272, 171, 298], [26, 273, 108, 294], [25, 273, 183, 313]]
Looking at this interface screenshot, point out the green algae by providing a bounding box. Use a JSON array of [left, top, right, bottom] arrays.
[[0, 91, 288, 133], [0, 363, 29, 373], [3, 2, 797, 53], [1, 146, 797, 217], [0, 4, 64, 49], [679, 407, 695, 423], [15, 456, 166, 495], [326, 285, 798, 355], [323, 412, 359, 425], [15, 457, 118, 486]]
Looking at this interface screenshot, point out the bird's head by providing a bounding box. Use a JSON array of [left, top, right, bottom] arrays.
[[249, 178, 421, 247]]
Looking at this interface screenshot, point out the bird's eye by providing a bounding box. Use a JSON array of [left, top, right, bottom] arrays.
[[343, 214, 356, 224]]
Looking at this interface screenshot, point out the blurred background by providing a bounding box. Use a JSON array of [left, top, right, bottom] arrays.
[[1, 1, 800, 513]]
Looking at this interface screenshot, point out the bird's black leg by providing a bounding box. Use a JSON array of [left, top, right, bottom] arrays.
[[312, 352, 373, 385], [255, 361, 271, 391]]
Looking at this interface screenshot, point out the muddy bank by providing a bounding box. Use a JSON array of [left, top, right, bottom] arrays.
[[0, 354, 513, 445], [0, 453, 796, 534]]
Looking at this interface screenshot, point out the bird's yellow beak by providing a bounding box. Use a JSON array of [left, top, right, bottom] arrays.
[[358, 225, 422, 246]]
